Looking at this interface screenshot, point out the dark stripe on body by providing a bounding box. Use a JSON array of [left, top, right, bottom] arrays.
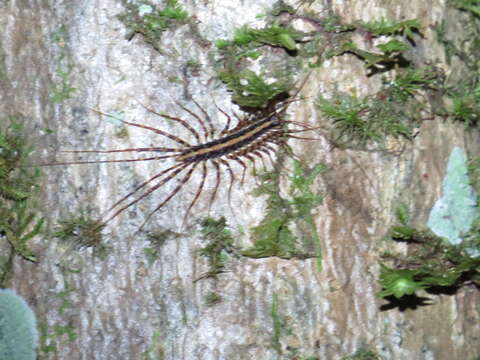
[[177, 115, 281, 163]]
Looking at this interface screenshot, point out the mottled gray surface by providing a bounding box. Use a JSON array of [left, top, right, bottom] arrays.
[[2, 0, 480, 359]]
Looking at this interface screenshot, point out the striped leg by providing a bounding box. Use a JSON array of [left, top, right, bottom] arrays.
[[104, 163, 192, 223], [208, 160, 221, 212], [182, 161, 208, 226], [135, 101, 202, 144], [91, 108, 191, 147], [139, 162, 199, 230]]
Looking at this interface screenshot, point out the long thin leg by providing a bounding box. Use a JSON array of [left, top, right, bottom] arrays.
[[229, 156, 248, 185], [242, 153, 257, 177], [104, 162, 186, 215], [252, 150, 268, 170], [175, 102, 209, 142], [139, 162, 199, 229], [104, 163, 192, 223], [182, 161, 208, 225], [215, 102, 232, 135], [135, 101, 202, 144], [218, 159, 235, 213], [91, 108, 191, 147], [191, 98, 216, 139], [258, 146, 277, 169], [208, 160, 221, 212], [286, 134, 322, 141]]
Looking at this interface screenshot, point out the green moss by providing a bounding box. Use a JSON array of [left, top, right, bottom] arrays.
[[204, 292, 222, 307], [50, 25, 76, 103], [361, 18, 421, 42], [341, 347, 382, 360], [142, 330, 165, 360], [326, 39, 410, 70], [144, 229, 174, 265], [449, 0, 480, 17], [195, 217, 235, 282], [242, 161, 325, 269], [54, 214, 107, 258], [270, 293, 286, 354], [117, 0, 189, 52], [0, 120, 43, 271], [436, 2, 480, 126], [38, 280, 79, 356], [378, 202, 480, 300], [317, 67, 440, 149], [218, 69, 292, 109], [229, 25, 300, 51]]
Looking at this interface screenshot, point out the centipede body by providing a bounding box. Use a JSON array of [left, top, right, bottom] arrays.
[[48, 81, 319, 229]]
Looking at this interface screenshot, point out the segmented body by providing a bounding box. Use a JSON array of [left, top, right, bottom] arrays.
[[50, 83, 317, 229]]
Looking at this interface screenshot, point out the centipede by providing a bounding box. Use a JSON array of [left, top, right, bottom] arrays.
[[43, 75, 321, 230]]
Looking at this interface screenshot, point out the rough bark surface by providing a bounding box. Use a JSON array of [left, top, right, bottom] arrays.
[[2, 0, 480, 359]]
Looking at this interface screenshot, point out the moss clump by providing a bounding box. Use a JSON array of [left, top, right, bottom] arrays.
[[341, 347, 381, 360], [361, 18, 421, 41], [0, 120, 43, 273], [117, 0, 189, 52], [203, 292, 222, 307], [53, 214, 107, 258], [242, 161, 325, 268], [195, 217, 235, 282], [317, 67, 441, 149], [144, 229, 174, 265], [378, 205, 480, 300], [218, 70, 291, 109]]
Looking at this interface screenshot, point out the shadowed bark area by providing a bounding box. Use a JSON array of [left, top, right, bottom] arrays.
[[1, 0, 480, 359]]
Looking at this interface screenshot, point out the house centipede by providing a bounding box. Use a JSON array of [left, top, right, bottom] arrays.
[[44, 76, 321, 230]]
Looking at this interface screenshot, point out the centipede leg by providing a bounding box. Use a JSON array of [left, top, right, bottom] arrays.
[[139, 162, 199, 230], [135, 101, 202, 144], [230, 156, 248, 185], [208, 160, 221, 213], [215, 103, 233, 135], [91, 108, 191, 147], [182, 161, 208, 226], [218, 159, 236, 214], [191, 98, 216, 139], [176, 102, 210, 142], [252, 150, 268, 171], [104, 163, 191, 223]]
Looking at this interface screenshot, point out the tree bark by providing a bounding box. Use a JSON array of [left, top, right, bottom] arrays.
[[2, 0, 480, 359]]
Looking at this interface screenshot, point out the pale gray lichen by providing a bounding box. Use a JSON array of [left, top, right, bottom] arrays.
[[0, 289, 38, 360], [427, 146, 480, 244]]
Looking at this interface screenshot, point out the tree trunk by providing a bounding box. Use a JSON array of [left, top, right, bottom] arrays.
[[2, 0, 480, 359]]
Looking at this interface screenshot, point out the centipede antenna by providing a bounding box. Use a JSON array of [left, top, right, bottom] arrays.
[[104, 163, 191, 223], [37, 154, 178, 167], [134, 100, 203, 144], [91, 108, 191, 147], [60, 147, 181, 154], [183, 161, 208, 226], [139, 162, 199, 230]]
